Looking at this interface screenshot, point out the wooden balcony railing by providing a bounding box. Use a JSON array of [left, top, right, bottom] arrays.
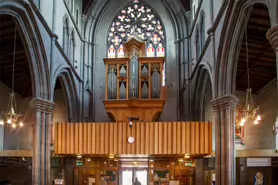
[[54, 121, 212, 156]]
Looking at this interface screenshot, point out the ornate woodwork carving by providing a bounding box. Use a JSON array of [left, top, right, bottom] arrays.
[[103, 38, 165, 121]]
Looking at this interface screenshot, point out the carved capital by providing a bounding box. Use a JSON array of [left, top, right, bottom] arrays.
[[266, 25, 278, 52], [211, 94, 238, 111], [30, 98, 55, 114]]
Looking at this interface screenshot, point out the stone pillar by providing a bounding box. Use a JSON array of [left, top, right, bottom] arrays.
[[30, 98, 55, 185], [211, 94, 238, 185], [266, 25, 278, 149]]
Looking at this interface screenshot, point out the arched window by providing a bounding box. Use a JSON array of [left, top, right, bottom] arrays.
[[195, 24, 200, 59], [69, 30, 75, 63], [200, 12, 205, 50], [107, 1, 166, 84], [62, 17, 69, 55]]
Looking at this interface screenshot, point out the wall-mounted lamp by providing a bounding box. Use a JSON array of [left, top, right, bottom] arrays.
[[273, 120, 278, 135]]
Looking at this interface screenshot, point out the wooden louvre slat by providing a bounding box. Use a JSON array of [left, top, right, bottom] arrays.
[[54, 122, 212, 155]]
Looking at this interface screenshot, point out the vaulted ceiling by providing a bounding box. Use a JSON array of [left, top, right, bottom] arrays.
[[236, 3, 276, 94], [0, 15, 32, 98], [82, 0, 190, 14]]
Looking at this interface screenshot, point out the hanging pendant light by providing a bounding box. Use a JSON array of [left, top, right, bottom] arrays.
[[239, 15, 261, 126], [0, 20, 23, 128]]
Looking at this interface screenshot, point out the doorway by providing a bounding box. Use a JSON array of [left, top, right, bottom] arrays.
[[122, 170, 148, 185]]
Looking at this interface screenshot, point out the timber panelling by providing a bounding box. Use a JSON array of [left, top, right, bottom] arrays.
[[54, 122, 212, 155]]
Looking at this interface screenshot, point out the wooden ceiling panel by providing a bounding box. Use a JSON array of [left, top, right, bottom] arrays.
[[0, 15, 32, 97], [236, 4, 276, 94]]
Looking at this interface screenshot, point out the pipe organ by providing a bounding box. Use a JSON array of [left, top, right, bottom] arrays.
[[103, 38, 166, 122]]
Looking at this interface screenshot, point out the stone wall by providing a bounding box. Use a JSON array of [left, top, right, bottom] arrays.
[[235, 80, 277, 150], [0, 82, 68, 150]]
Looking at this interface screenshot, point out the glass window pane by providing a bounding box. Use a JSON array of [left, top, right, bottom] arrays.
[[122, 171, 133, 185]]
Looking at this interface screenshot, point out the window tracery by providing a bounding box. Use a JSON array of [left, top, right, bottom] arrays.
[[107, 1, 165, 58], [107, 1, 166, 86]]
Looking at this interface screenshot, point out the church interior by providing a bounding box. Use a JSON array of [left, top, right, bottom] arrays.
[[0, 0, 277, 184]]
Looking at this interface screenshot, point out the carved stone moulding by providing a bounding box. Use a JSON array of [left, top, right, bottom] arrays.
[[211, 94, 239, 111], [30, 98, 55, 113]]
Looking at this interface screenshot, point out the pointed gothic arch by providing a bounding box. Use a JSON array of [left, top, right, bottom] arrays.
[[0, 1, 50, 99], [106, 1, 166, 58], [215, 0, 273, 97], [85, 0, 182, 121], [192, 64, 213, 121], [53, 66, 79, 121]]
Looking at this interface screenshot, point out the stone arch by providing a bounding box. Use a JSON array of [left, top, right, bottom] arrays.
[[106, 1, 167, 57], [192, 64, 213, 121], [0, 1, 50, 99], [53, 66, 79, 121], [86, 0, 181, 121], [215, 0, 272, 97]]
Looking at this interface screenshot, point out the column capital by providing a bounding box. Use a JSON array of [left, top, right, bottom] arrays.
[[266, 25, 278, 52], [211, 94, 238, 111], [29, 98, 55, 113]]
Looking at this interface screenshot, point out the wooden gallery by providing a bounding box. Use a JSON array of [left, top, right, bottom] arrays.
[[53, 38, 213, 185]]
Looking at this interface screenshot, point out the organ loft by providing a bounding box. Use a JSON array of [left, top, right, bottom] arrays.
[[103, 36, 166, 122]]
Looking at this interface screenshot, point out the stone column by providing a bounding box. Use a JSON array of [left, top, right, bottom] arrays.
[[211, 94, 238, 185], [266, 25, 278, 149], [30, 98, 55, 185]]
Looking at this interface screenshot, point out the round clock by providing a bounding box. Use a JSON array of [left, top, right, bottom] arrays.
[[128, 137, 135, 144]]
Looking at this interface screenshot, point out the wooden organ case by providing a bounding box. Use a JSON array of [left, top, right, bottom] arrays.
[[103, 38, 166, 121]]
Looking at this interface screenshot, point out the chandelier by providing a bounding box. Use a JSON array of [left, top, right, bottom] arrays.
[[0, 21, 24, 128], [239, 16, 261, 127]]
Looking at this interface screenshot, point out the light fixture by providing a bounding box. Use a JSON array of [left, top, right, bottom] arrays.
[[0, 20, 24, 128], [272, 113, 278, 135], [239, 15, 261, 126]]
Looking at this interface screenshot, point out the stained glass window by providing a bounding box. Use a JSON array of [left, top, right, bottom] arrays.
[[107, 0, 166, 85]]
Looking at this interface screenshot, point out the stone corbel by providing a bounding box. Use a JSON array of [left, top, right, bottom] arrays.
[[266, 25, 278, 52], [29, 98, 55, 114]]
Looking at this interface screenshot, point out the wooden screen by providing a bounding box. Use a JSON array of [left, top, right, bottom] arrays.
[[54, 122, 212, 155]]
